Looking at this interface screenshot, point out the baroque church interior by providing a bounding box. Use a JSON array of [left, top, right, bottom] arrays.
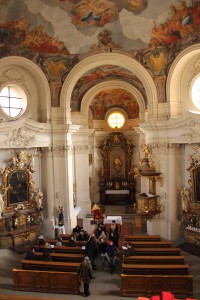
[[0, 0, 200, 299]]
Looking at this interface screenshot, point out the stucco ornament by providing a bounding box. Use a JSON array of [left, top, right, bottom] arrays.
[[6, 127, 37, 148]]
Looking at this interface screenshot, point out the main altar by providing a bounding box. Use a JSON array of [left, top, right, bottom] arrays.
[[98, 132, 135, 205]]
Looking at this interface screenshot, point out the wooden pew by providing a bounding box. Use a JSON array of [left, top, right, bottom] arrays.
[[128, 241, 172, 248], [60, 233, 71, 239], [120, 274, 193, 298], [124, 234, 161, 242], [21, 259, 80, 272], [48, 238, 87, 247], [13, 268, 80, 294], [0, 295, 67, 300], [123, 255, 185, 265], [134, 247, 181, 256], [34, 251, 84, 263], [122, 263, 189, 275], [39, 245, 85, 254]]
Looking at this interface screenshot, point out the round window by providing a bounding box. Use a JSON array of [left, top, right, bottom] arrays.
[[191, 76, 200, 110], [0, 85, 27, 118], [107, 111, 125, 129]]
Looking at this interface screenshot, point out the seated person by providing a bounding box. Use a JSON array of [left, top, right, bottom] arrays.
[[72, 224, 83, 235], [44, 242, 54, 253], [41, 248, 53, 261], [124, 244, 136, 257], [77, 229, 89, 241], [38, 235, 45, 245], [25, 248, 35, 260], [56, 236, 62, 246], [67, 234, 76, 246]]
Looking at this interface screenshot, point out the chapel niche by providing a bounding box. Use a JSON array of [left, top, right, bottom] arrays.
[[98, 132, 135, 205]]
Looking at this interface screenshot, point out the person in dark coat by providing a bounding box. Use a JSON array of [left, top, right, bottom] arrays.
[[84, 234, 98, 270], [73, 224, 83, 235], [98, 237, 108, 269], [124, 244, 136, 257], [77, 229, 89, 241], [106, 240, 117, 274], [67, 234, 76, 246], [25, 248, 35, 260], [41, 248, 53, 261], [109, 223, 119, 248], [78, 256, 95, 297]]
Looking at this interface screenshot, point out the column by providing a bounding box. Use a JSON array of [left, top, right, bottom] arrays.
[[166, 144, 180, 240]]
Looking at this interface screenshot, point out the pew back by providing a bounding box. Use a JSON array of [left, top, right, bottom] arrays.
[[34, 252, 84, 262], [39, 245, 84, 254], [121, 274, 193, 298], [128, 241, 172, 248], [124, 234, 161, 241], [122, 263, 189, 275], [21, 259, 80, 272], [13, 268, 79, 294], [134, 247, 181, 256], [123, 255, 185, 265]]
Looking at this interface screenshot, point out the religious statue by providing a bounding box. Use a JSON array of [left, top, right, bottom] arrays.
[[36, 188, 43, 210], [58, 204, 64, 226], [0, 194, 4, 220], [98, 167, 105, 178], [114, 155, 122, 176], [181, 186, 190, 213]]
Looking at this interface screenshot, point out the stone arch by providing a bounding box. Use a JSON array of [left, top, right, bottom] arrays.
[[73, 80, 146, 127], [167, 44, 200, 118], [0, 56, 51, 122], [60, 52, 157, 124]]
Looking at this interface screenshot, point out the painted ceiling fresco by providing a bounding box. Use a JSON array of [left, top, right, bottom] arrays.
[[0, 0, 199, 108], [0, 0, 199, 54], [90, 88, 139, 120], [71, 65, 146, 112]]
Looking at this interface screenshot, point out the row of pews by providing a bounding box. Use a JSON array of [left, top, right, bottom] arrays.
[[121, 234, 193, 298], [13, 239, 85, 294]]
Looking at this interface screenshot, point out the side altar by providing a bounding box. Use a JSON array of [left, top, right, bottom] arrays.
[[0, 150, 43, 250], [98, 132, 135, 205]]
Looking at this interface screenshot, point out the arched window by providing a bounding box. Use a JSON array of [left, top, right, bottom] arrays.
[[107, 111, 125, 129], [0, 85, 27, 118], [191, 76, 200, 110]]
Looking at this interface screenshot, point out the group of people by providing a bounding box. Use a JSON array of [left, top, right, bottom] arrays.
[[24, 219, 124, 297], [72, 220, 120, 275]]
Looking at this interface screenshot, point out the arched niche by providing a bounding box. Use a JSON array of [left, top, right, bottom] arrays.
[[60, 52, 158, 124], [71, 80, 146, 127]]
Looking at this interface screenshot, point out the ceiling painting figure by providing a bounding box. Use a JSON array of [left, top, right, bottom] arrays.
[[59, 0, 148, 29]]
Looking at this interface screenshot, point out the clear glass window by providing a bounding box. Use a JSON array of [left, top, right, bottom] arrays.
[[191, 76, 200, 110], [107, 112, 125, 129], [0, 85, 27, 118]]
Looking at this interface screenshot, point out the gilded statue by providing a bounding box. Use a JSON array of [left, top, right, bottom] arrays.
[[0, 194, 4, 220], [114, 155, 122, 176], [181, 186, 190, 213]]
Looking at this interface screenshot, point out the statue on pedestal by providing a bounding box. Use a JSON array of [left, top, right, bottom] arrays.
[[58, 204, 64, 226], [181, 186, 190, 213]]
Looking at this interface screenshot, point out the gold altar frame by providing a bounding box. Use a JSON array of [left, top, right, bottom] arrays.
[[1, 151, 35, 212], [191, 166, 200, 203]]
